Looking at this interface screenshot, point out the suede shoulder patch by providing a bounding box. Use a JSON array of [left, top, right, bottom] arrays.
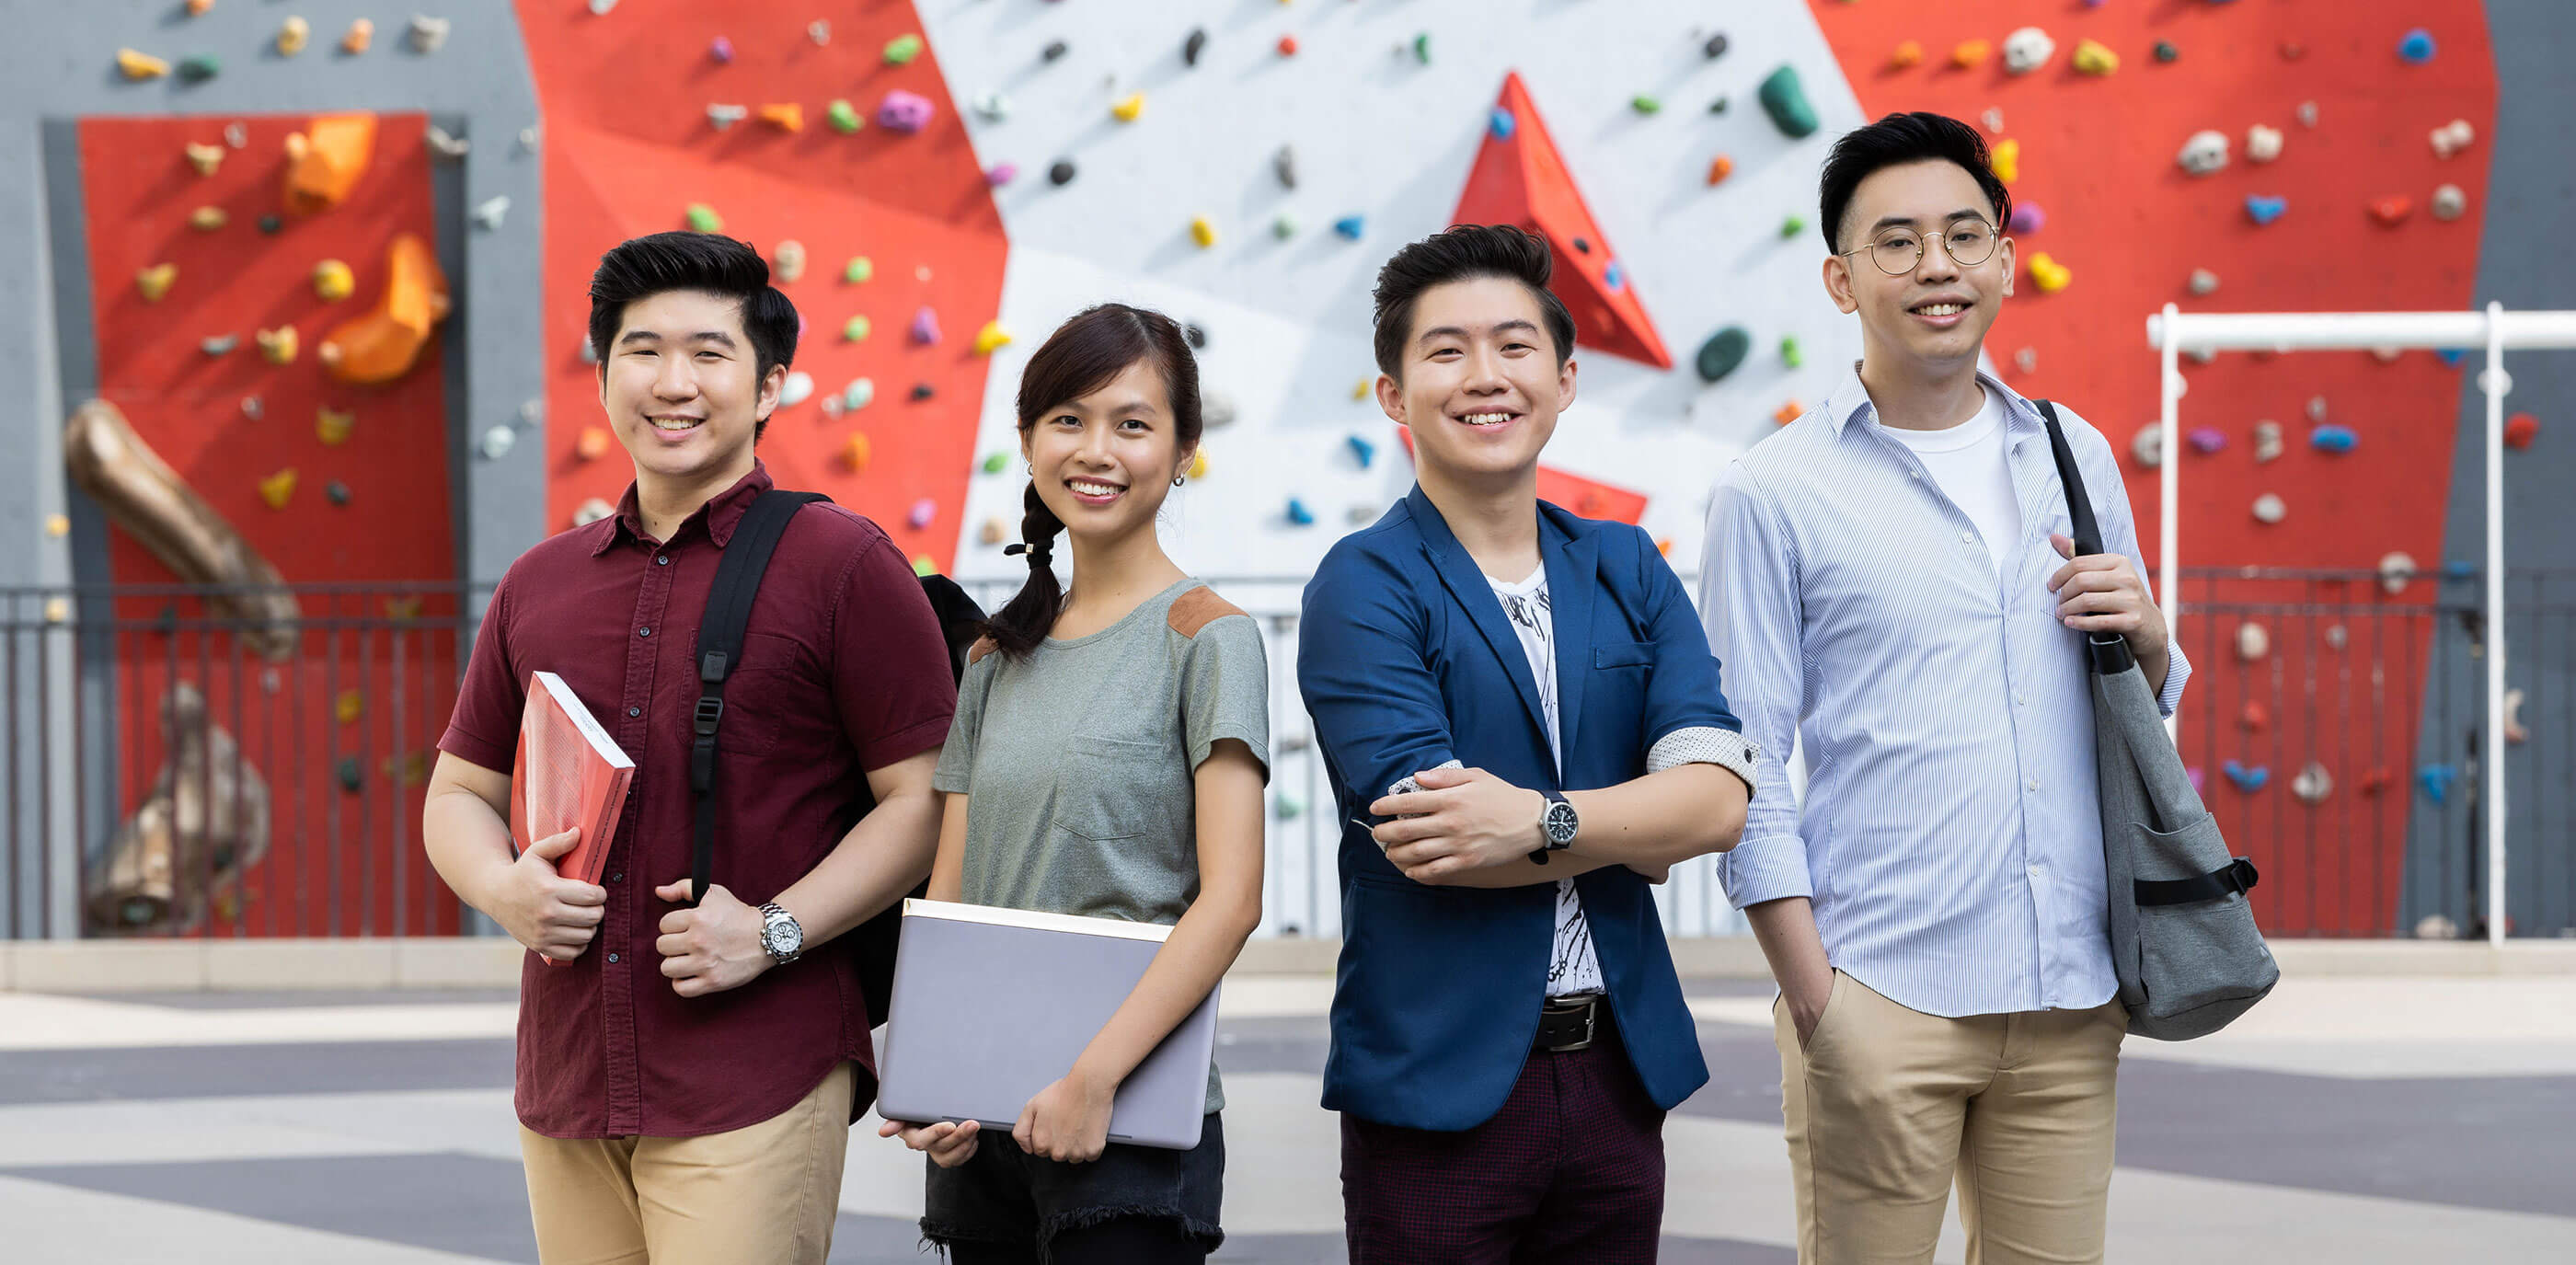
[[1166, 588, 1246, 638]]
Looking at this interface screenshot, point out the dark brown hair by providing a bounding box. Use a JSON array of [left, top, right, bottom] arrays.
[[982, 304, 1203, 660]]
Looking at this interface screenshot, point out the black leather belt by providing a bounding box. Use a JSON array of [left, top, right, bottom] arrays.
[[1534, 994, 1603, 1052]]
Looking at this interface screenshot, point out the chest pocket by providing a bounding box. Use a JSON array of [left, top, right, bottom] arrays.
[[710, 630, 818, 757], [1052, 734, 1182, 843]]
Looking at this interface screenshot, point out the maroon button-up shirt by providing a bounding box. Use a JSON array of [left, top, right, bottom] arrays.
[[439, 463, 956, 1139]]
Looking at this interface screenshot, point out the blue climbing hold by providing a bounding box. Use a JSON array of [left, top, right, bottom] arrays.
[[2437, 348, 2467, 367], [2397, 29, 2436, 64], [2246, 195, 2287, 225], [1347, 434, 1376, 469], [2443, 558, 2477, 579], [1489, 107, 1515, 141], [1604, 260, 1625, 293], [1333, 215, 1365, 240], [2309, 425, 2358, 454], [2223, 761, 2271, 793], [1285, 498, 1316, 526], [2417, 764, 2455, 804]]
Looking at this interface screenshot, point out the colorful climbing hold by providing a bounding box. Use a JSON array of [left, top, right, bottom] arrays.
[[1190, 216, 1217, 248], [1989, 138, 2019, 183], [907, 498, 937, 530], [2177, 131, 2228, 177], [909, 307, 940, 345], [2027, 252, 2071, 293], [1707, 95, 1729, 115], [256, 327, 296, 364], [310, 259, 354, 301], [576, 426, 612, 461], [2245, 125, 2283, 164], [772, 240, 806, 284], [1706, 155, 1734, 186], [1041, 40, 1068, 63], [1773, 399, 1804, 426], [1950, 40, 1991, 68], [277, 17, 310, 56], [1889, 40, 1923, 70], [1694, 327, 1751, 384], [2187, 427, 2227, 455], [2245, 195, 2286, 226], [758, 103, 803, 132], [2253, 420, 2283, 463], [2252, 492, 2286, 523], [2430, 119, 2476, 158], [1779, 214, 1806, 239], [2416, 764, 2455, 804], [1048, 159, 1077, 186], [982, 452, 1009, 475], [843, 378, 875, 411], [2001, 28, 2055, 75], [974, 321, 1013, 356], [408, 15, 450, 55], [2152, 40, 2179, 63], [979, 517, 1006, 546], [1276, 35, 1298, 57], [908, 384, 935, 403], [883, 32, 924, 65], [2221, 761, 2269, 793], [2368, 196, 2414, 227], [877, 90, 935, 132], [1703, 31, 1729, 60], [315, 407, 354, 446], [1188, 450, 1211, 480], [117, 48, 171, 80], [258, 467, 298, 511], [709, 35, 733, 63], [2070, 39, 2117, 76], [188, 205, 227, 232], [824, 99, 861, 134], [842, 316, 870, 342], [1489, 107, 1516, 141], [2396, 29, 2436, 64], [706, 103, 747, 131], [185, 142, 224, 176], [2504, 412, 2538, 450], [1334, 215, 1366, 240], [1271, 213, 1298, 239], [1348, 435, 1377, 469], [1756, 65, 1819, 139], [1285, 498, 1315, 526], [2431, 184, 2467, 222], [1778, 335, 1804, 368], [2188, 269, 2220, 296], [839, 432, 871, 472], [1630, 95, 1662, 116], [779, 372, 813, 408], [340, 18, 374, 54], [2310, 425, 2358, 454], [2007, 203, 2043, 235], [1111, 93, 1144, 122], [201, 334, 236, 357], [684, 203, 721, 233], [176, 52, 220, 83], [843, 256, 873, 284], [1411, 33, 1432, 64]]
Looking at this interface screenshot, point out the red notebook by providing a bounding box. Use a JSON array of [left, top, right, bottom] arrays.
[[512, 671, 635, 965]]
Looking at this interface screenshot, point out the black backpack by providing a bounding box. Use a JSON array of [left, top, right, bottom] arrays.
[[690, 489, 985, 1029]]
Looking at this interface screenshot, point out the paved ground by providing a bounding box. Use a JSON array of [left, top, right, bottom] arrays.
[[2, 974, 2571, 1263]]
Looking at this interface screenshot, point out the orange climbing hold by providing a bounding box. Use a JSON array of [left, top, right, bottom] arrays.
[[1951, 40, 1992, 68], [577, 427, 614, 461], [758, 102, 804, 132], [316, 234, 452, 385], [1774, 398, 1805, 426], [840, 432, 873, 471], [282, 113, 377, 216], [1889, 40, 1923, 69], [1706, 154, 1734, 185]]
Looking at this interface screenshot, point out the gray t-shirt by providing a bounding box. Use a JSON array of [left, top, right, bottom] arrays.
[[932, 578, 1271, 1113]]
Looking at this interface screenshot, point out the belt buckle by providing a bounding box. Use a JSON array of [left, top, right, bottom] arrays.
[[1547, 995, 1599, 1052]]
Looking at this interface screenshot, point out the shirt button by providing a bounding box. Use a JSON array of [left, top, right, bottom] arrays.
[[2030, 864, 2045, 876], [609, 872, 622, 883], [2027, 776, 2041, 792], [1961, 531, 1976, 544], [606, 952, 620, 964], [656, 556, 670, 566], [627, 706, 641, 718], [638, 627, 651, 638], [2016, 694, 2028, 707]]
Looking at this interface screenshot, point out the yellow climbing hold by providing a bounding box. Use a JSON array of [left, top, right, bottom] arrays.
[[44, 513, 69, 537], [2071, 39, 2119, 76], [313, 259, 354, 301], [277, 17, 310, 57], [185, 143, 225, 177], [1889, 40, 1923, 69], [1190, 216, 1216, 248], [1991, 137, 2020, 183], [1111, 93, 1145, 122], [973, 321, 1013, 355], [315, 406, 354, 446], [136, 263, 177, 302], [258, 467, 298, 510], [2029, 251, 2072, 293], [118, 49, 171, 80], [190, 205, 227, 231], [1352, 377, 1372, 401], [1188, 450, 1210, 479], [257, 326, 298, 364], [334, 689, 365, 724]]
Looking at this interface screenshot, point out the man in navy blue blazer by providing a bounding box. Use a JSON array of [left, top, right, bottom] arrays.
[[1298, 224, 1762, 1263]]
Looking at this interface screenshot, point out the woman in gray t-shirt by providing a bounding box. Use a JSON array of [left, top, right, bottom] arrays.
[[880, 304, 1268, 1265]]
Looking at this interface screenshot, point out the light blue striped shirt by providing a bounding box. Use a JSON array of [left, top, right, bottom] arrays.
[[1697, 367, 2190, 1018]]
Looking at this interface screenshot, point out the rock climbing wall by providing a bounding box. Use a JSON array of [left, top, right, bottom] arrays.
[[514, 0, 1008, 572]]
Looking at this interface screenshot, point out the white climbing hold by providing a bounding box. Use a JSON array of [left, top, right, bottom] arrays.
[[2245, 124, 2283, 163], [2430, 119, 2475, 158], [1203, 389, 1239, 429], [478, 424, 514, 459], [2291, 762, 2333, 804], [972, 91, 1010, 121], [471, 195, 509, 231], [808, 19, 830, 45], [407, 15, 450, 54], [2324, 624, 2349, 650], [2505, 688, 2528, 744], [224, 121, 248, 149], [518, 125, 540, 153], [2372, 346, 2405, 363], [2253, 420, 2283, 463], [2188, 347, 2218, 365], [2431, 184, 2467, 222], [779, 372, 813, 407], [842, 378, 875, 410], [2013, 346, 2037, 374], [2177, 130, 2229, 177], [2378, 551, 2418, 594], [425, 124, 468, 160], [2252, 492, 2286, 523], [573, 497, 614, 527], [707, 103, 748, 130], [2295, 100, 2319, 127], [2001, 28, 2055, 75], [1981, 107, 2005, 134], [2131, 422, 2164, 468], [2189, 268, 2220, 296], [2237, 622, 2271, 661]]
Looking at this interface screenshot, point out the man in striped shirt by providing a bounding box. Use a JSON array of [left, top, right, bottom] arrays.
[[1698, 112, 2191, 1264]]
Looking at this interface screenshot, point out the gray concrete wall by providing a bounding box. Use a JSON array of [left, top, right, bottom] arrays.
[[2404, 1, 2576, 937], [0, 0, 546, 935]]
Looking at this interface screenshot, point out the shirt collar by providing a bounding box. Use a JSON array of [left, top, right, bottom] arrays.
[[1825, 360, 2047, 439], [593, 460, 774, 556]]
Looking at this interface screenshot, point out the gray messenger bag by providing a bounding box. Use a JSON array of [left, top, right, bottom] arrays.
[[2038, 400, 2279, 1041]]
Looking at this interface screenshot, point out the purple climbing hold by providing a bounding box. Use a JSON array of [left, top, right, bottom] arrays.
[[2008, 203, 2044, 235], [986, 163, 1017, 186], [877, 89, 936, 133], [2187, 427, 2227, 454], [2186, 765, 2207, 795], [1489, 107, 1515, 140], [907, 498, 937, 529], [2245, 195, 2286, 225], [2310, 424, 2358, 453], [710, 36, 733, 63], [909, 306, 941, 345]]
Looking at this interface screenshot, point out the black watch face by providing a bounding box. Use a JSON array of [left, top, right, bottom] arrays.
[[1545, 800, 1580, 846]]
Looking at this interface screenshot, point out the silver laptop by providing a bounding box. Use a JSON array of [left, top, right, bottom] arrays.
[[874, 899, 1219, 1151]]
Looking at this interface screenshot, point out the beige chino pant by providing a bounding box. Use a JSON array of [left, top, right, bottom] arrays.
[[1776, 972, 2126, 1265], [518, 1062, 857, 1265]]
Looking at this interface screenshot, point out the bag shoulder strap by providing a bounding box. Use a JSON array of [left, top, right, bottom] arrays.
[[689, 489, 830, 905], [2033, 400, 2136, 676]]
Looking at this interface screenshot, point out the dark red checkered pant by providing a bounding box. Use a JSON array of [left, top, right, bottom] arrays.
[[1340, 1015, 1667, 1264]]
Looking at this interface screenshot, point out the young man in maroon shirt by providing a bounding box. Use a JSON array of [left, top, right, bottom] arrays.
[[425, 232, 956, 1264]]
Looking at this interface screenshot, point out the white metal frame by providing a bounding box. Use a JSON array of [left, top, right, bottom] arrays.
[[2145, 305, 2576, 947]]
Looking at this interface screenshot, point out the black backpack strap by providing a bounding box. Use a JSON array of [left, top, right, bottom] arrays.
[[690, 489, 829, 905], [2034, 399, 2136, 677]]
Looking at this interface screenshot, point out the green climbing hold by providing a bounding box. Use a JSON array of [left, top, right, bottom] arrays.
[[983, 452, 1009, 474], [1779, 335, 1804, 369], [1271, 213, 1298, 239], [844, 256, 873, 283], [1412, 33, 1431, 64], [1708, 94, 1730, 114], [1757, 64, 1819, 139], [684, 202, 722, 233], [883, 33, 924, 65], [1631, 95, 1662, 115], [842, 316, 870, 341], [178, 53, 221, 83], [2152, 41, 2179, 63], [1694, 327, 1752, 384], [1779, 213, 1807, 239], [827, 98, 861, 133]]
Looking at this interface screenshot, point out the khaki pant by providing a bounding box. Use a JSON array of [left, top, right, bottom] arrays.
[[1776, 972, 2125, 1265], [519, 1063, 857, 1265]]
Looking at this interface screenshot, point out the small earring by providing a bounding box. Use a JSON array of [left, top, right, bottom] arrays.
[[1172, 476, 1185, 487]]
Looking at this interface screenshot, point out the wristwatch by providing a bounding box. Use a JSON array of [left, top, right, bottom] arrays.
[[757, 902, 804, 966], [1530, 790, 1579, 865]]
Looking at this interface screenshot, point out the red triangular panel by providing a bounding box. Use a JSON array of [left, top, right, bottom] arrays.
[[1454, 73, 1672, 371], [1394, 430, 1649, 524]]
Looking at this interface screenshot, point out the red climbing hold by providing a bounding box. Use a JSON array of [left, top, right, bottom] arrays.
[[1277, 35, 1298, 57], [1453, 73, 1672, 370], [2505, 412, 2538, 450]]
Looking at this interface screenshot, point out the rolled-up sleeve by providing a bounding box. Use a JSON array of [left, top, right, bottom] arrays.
[[1698, 468, 1814, 909]]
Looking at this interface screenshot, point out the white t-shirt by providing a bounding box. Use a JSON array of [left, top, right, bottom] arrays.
[[1879, 385, 2022, 584], [1488, 566, 1605, 998]]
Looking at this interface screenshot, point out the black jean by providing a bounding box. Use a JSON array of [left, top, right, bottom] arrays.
[[945, 1214, 1207, 1264], [923, 1112, 1223, 1263]]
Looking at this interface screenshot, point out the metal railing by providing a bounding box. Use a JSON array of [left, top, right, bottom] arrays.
[[7, 569, 2568, 940]]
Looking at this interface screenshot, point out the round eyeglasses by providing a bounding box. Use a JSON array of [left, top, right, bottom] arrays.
[[1840, 220, 2000, 275]]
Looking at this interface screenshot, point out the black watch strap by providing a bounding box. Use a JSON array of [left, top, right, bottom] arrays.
[[1530, 789, 1572, 866]]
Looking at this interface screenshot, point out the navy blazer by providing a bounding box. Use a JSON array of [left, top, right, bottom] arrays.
[[1296, 486, 1742, 1131]]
